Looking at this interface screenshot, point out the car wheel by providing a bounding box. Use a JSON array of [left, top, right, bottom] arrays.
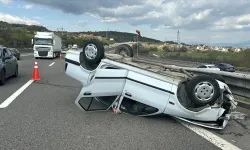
[[187, 75, 220, 106], [82, 39, 105, 64], [0, 70, 6, 85], [13, 65, 18, 77], [115, 44, 134, 57]]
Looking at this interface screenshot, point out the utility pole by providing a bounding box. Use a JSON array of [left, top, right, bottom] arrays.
[[57, 27, 64, 37], [137, 34, 139, 57], [106, 28, 109, 39], [177, 30, 180, 49]]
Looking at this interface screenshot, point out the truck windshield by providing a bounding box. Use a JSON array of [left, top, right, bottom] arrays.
[[34, 38, 53, 45]]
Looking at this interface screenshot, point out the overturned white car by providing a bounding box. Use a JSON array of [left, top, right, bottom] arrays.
[[64, 39, 237, 130]]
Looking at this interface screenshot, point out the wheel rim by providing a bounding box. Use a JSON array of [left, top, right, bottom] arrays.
[[85, 44, 97, 60], [194, 81, 215, 101]]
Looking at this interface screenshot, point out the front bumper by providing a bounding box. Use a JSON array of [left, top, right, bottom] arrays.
[[34, 51, 53, 58], [174, 113, 231, 130]]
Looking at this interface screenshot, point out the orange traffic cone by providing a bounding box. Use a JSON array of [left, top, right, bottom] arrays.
[[32, 60, 40, 81], [60, 53, 62, 60]]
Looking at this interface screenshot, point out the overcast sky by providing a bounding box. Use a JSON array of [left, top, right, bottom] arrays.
[[1, 0, 250, 44]]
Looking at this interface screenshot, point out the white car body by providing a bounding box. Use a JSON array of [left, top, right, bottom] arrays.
[[72, 44, 78, 49], [198, 64, 220, 71], [65, 49, 237, 130]]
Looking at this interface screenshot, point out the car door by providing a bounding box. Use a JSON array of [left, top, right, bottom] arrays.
[[75, 67, 128, 111], [2, 49, 12, 77], [117, 71, 173, 116], [6, 49, 16, 73]]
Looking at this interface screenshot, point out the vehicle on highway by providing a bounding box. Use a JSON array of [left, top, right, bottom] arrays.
[[72, 44, 78, 50], [64, 39, 237, 130], [0, 47, 18, 85], [32, 32, 62, 59], [8, 48, 20, 60], [61, 46, 68, 54], [216, 63, 235, 72], [197, 64, 220, 71]]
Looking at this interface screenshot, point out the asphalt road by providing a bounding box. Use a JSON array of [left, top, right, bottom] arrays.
[[0, 54, 249, 150]]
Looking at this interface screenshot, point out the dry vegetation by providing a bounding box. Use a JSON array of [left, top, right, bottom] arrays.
[[132, 42, 250, 68]]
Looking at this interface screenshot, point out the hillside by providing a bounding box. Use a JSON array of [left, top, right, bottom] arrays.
[[0, 21, 163, 48], [0, 21, 49, 48]]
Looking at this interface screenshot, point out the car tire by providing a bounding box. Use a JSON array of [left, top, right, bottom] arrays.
[[13, 65, 18, 78], [0, 70, 6, 85], [82, 39, 105, 64], [115, 44, 134, 57], [187, 75, 221, 106]]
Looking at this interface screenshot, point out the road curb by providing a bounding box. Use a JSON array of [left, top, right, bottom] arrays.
[[237, 100, 250, 110]]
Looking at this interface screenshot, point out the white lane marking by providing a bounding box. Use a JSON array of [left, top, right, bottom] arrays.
[[21, 53, 33, 57], [0, 80, 34, 108], [179, 121, 241, 150], [49, 62, 55, 67]]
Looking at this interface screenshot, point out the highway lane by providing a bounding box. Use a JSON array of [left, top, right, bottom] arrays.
[[0, 55, 248, 150], [0, 55, 59, 104]]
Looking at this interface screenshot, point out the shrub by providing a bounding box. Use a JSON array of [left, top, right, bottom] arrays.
[[162, 46, 170, 52], [178, 46, 188, 52]]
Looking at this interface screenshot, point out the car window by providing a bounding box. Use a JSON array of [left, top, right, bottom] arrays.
[[198, 65, 206, 68], [3, 49, 11, 57], [6, 49, 12, 56]]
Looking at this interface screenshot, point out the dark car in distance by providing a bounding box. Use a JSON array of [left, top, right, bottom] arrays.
[[0, 47, 18, 85], [8, 48, 20, 60], [216, 63, 235, 72]]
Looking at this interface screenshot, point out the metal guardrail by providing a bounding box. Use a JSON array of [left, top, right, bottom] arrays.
[[137, 57, 250, 99]]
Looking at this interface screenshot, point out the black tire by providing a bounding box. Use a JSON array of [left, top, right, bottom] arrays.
[[13, 65, 18, 77], [82, 39, 105, 64], [187, 75, 221, 106], [210, 74, 225, 83], [0, 70, 6, 85], [115, 44, 134, 57]]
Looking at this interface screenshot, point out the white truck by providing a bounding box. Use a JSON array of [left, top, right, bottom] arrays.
[[32, 32, 62, 59], [64, 39, 237, 130]]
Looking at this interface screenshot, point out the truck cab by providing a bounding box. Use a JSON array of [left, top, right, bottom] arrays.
[[32, 32, 62, 59]]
